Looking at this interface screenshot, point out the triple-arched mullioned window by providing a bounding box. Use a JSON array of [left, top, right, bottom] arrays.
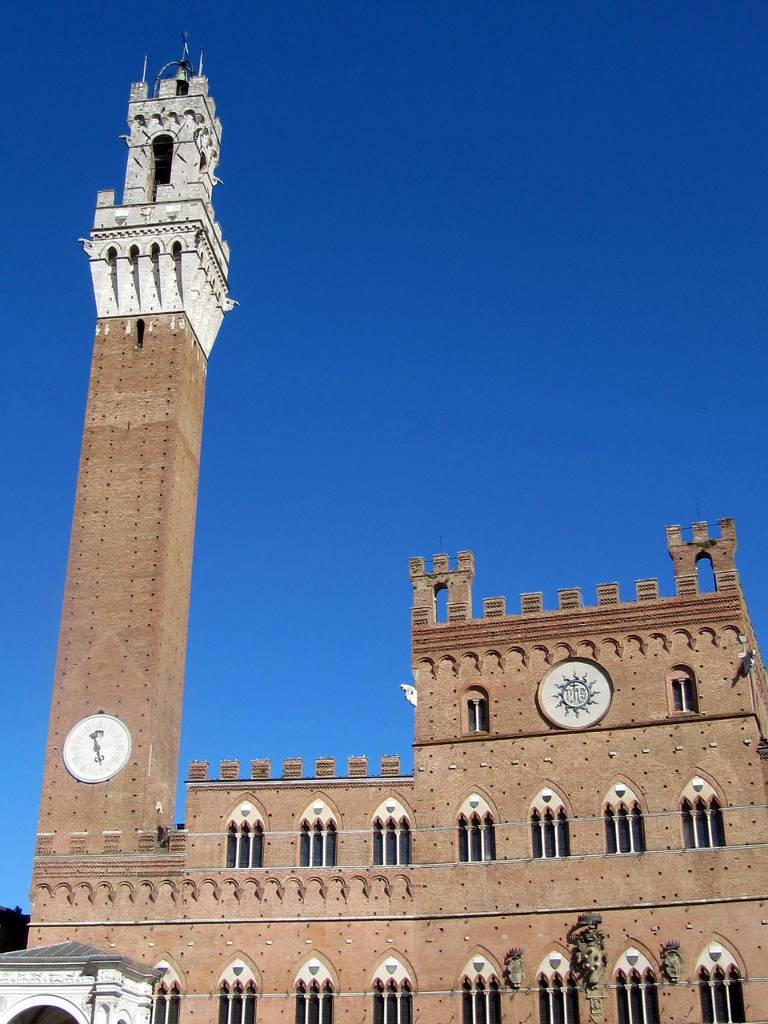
[[295, 959, 335, 1024], [299, 800, 337, 868], [531, 789, 570, 859], [460, 954, 502, 1024], [614, 950, 660, 1024], [372, 797, 412, 865], [697, 944, 745, 1023], [372, 956, 414, 1024], [225, 803, 264, 868], [681, 778, 726, 849], [457, 793, 496, 863], [218, 960, 259, 1024], [218, 982, 257, 1024], [604, 783, 646, 855], [537, 952, 580, 1024]]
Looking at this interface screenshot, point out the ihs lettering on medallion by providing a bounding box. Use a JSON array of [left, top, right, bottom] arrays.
[[554, 671, 600, 719]]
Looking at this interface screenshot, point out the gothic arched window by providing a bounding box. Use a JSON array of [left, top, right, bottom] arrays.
[[372, 957, 413, 1024], [605, 801, 645, 855], [153, 982, 181, 1024], [458, 812, 496, 863], [296, 980, 334, 1024], [373, 816, 411, 866], [298, 803, 337, 868], [682, 787, 726, 849], [218, 981, 257, 1024], [460, 956, 502, 1024], [538, 972, 579, 1024], [225, 805, 265, 869], [616, 969, 660, 1024], [699, 966, 745, 1023], [531, 791, 570, 859], [373, 979, 413, 1024]]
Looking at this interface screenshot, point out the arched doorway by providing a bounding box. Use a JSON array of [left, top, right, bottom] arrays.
[[2, 1002, 85, 1024], [8, 1010, 80, 1024]]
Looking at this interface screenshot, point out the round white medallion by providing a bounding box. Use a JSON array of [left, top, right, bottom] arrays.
[[537, 660, 613, 729], [63, 714, 132, 783]]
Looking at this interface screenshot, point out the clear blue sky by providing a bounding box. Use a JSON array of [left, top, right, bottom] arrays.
[[1, 2, 766, 909]]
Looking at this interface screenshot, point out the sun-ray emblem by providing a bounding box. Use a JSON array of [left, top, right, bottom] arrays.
[[553, 671, 600, 718]]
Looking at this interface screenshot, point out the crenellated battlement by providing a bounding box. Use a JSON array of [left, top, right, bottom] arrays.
[[409, 551, 475, 624], [410, 520, 741, 629], [187, 754, 408, 785]]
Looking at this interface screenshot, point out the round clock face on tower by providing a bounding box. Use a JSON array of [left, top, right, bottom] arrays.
[[62, 714, 132, 783], [537, 660, 613, 730]]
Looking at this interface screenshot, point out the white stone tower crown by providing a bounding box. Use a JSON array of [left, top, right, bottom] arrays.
[[83, 61, 233, 356]]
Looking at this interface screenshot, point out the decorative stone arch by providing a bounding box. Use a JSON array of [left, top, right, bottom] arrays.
[[100, 241, 123, 260], [226, 797, 268, 830], [481, 649, 504, 673], [459, 651, 480, 677], [218, 951, 262, 989], [371, 951, 418, 990], [530, 782, 572, 817], [298, 794, 341, 829], [680, 771, 727, 806], [458, 948, 503, 986], [671, 629, 695, 652], [600, 637, 622, 659], [415, 658, 435, 681], [648, 632, 670, 654], [552, 643, 574, 663], [0, 996, 88, 1024], [293, 952, 339, 991], [371, 795, 413, 825], [577, 639, 598, 659], [506, 645, 527, 668], [457, 788, 499, 821], [600, 775, 649, 816], [699, 627, 719, 648], [154, 954, 185, 991], [530, 645, 551, 668], [197, 877, 220, 903], [437, 655, 458, 677], [624, 634, 646, 656], [696, 939, 746, 977], [721, 626, 742, 649], [614, 944, 659, 976], [536, 947, 574, 980]]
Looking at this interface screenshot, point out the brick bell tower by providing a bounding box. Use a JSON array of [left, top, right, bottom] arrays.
[[35, 56, 232, 859]]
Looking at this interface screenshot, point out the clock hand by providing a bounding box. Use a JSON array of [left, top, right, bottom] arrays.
[[90, 729, 105, 765]]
